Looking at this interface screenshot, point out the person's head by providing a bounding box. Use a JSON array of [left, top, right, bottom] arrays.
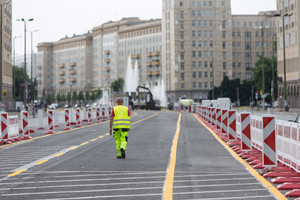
[[116, 97, 124, 105]]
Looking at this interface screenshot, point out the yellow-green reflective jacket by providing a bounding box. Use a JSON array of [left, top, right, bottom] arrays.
[[113, 105, 131, 129]]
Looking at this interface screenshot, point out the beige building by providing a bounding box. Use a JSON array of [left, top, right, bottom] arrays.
[[276, 0, 299, 108], [1, 1, 12, 104], [162, 0, 276, 102]]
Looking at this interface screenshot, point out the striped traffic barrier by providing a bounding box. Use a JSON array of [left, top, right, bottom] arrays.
[[216, 108, 222, 130], [54, 109, 60, 127], [46, 110, 55, 134], [70, 108, 76, 125], [221, 109, 228, 134], [108, 106, 112, 117], [262, 115, 277, 168], [64, 109, 72, 130], [211, 108, 216, 126], [75, 108, 82, 127], [38, 109, 44, 130], [88, 108, 93, 125], [0, 112, 9, 144], [241, 112, 252, 152], [101, 106, 106, 120], [82, 107, 88, 122], [208, 107, 211, 123], [21, 111, 31, 140], [228, 110, 237, 141], [96, 107, 101, 123]]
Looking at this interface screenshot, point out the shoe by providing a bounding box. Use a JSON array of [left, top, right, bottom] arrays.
[[117, 156, 122, 159], [120, 148, 126, 159]]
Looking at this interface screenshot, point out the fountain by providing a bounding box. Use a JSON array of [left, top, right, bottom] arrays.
[[100, 90, 110, 104], [123, 55, 167, 107]]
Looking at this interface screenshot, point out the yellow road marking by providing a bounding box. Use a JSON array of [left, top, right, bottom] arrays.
[[69, 147, 78, 150], [90, 139, 97, 141], [163, 113, 181, 200], [80, 142, 88, 145], [105, 133, 110, 136], [131, 113, 158, 125], [8, 169, 27, 177], [55, 153, 65, 157], [35, 160, 48, 165], [193, 114, 287, 200], [98, 136, 104, 138]]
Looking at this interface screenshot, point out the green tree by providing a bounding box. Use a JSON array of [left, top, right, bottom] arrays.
[[78, 91, 84, 103], [96, 89, 102, 99], [85, 91, 90, 104], [252, 55, 278, 101], [50, 93, 55, 103], [66, 92, 71, 104], [72, 91, 78, 104], [111, 78, 125, 93], [12, 66, 29, 100], [46, 94, 51, 104], [61, 93, 66, 102], [56, 93, 62, 103], [91, 91, 96, 102]]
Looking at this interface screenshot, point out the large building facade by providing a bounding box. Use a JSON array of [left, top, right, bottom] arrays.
[[37, 0, 277, 103], [276, 0, 299, 108]]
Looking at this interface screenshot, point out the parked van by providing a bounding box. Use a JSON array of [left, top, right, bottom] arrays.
[[217, 98, 231, 109]]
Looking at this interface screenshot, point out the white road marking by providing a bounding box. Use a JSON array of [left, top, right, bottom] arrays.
[[182, 196, 273, 200]]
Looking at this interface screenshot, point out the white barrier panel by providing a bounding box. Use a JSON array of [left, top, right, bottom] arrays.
[[47, 110, 55, 134], [88, 108, 93, 125], [236, 113, 241, 138], [8, 115, 19, 141], [221, 109, 228, 134], [0, 112, 8, 143], [251, 115, 263, 151], [211, 108, 216, 126], [262, 115, 277, 168], [75, 108, 82, 127], [54, 109, 60, 127], [96, 107, 101, 123], [82, 107, 88, 122], [228, 110, 237, 141], [21, 111, 31, 140], [38, 109, 44, 130], [70, 108, 76, 125], [241, 112, 252, 152], [216, 108, 221, 130], [64, 109, 71, 130]]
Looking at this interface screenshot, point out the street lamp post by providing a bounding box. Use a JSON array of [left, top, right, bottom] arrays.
[[27, 29, 38, 103], [17, 18, 34, 105], [13, 36, 21, 99], [0, 1, 11, 102]]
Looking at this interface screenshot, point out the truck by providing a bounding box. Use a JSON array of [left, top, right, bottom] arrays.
[[135, 86, 161, 110]]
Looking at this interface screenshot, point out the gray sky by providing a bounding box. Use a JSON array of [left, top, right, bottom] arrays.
[[12, 0, 276, 56]]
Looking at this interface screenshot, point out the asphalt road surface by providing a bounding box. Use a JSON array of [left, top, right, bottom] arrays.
[[0, 111, 288, 199]]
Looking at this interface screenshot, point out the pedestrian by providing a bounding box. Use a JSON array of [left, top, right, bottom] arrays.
[[109, 97, 131, 159]]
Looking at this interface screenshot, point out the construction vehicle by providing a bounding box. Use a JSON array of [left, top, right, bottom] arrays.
[[136, 86, 161, 110]]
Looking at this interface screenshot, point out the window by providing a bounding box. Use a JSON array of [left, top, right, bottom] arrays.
[[210, 61, 213, 67], [181, 42, 184, 49], [180, 1, 183, 7], [180, 21, 184, 29], [245, 42, 252, 50], [180, 11, 184, 19], [238, 73, 241, 78], [203, 1, 207, 6], [192, 10, 196, 17], [223, 73, 226, 77], [198, 51, 202, 58], [193, 51, 196, 58], [246, 73, 252, 80], [198, 31, 202, 37], [204, 41, 208, 47], [238, 52, 241, 58], [181, 73, 184, 81], [222, 31, 226, 39], [232, 52, 236, 58], [197, 1, 201, 6], [222, 42, 226, 49], [249, 22, 252, 27], [221, 1, 225, 6], [192, 31, 196, 37], [192, 20, 196, 27], [199, 82, 202, 88], [199, 72, 202, 78], [245, 52, 252, 60], [209, 1, 212, 6], [192, 41, 196, 47], [255, 21, 259, 27], [181, 83, 185, 89], [193, 61, 196, 68], [256, 42, 259, 47], [204, 31, 208, 37], [237, 32, 241, 37], [209, 20, 213, 27], [204, 51, 208, 57], [198, 41, 202, 47], [204, 61, 208, 67], [232, 21, 235, 27], [291, 14, 295, 27], [246, 62, 252, 69], [209, 31, 213, 37], [210, 41, 213, 47], [223, 62, 226, 70], [193, 82, 196, 88], [243, 22, 247, 27], [256, 52, 260, 57], [237, 21, 240, 27], [204, 20, 207, 27], [47, 75, 50, 80], [232, 62, 236, 68], [198, 10, 201, 16], [222, 11, 226, 19], [232, 42, 236, 47], [193, 72, 196, 78], [205, 82, 208, 88], [180, 31, 184, 39], [232, 32, 235, 37], [292, 31, 295, 45], [233, 73, 236, 78], [203, 10, 207, 17], [222, 21, 226, 29], [222, 52, 226, 60], [198, 62, 202, 68], [192, 1, 195, 7], [209, 10, 213, 17], [181, 52, 184, 60], [245, 32, 251, 40], [210, 72, 213, 78], [198, 20, 202, 27], [181, 62, 184, 70], [237, 42, 241, 47], [204, 72, 208, 78]]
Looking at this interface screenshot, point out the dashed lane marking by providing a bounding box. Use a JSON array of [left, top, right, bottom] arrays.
[[7, 169, 27, 177], [54, 153, 65, 157], [35, 160, 48, 165], [90, 139, 97, 141], [193, 114, 287, 200], [80, 142, 88, 146]]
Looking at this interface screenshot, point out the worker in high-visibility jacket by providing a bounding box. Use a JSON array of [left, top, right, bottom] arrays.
[[109, 97, 131, 159]]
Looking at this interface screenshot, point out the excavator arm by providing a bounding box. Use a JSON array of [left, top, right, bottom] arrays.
[[136, 86, 154, 102]]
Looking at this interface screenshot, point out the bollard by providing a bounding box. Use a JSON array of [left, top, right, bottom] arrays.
[[267, 108, 270, 114], [38, 109, 44, 130], [82, 107, 88, 122], [96, 107, 101, 123], [46, 110, 55, 134], [228, 110, 237, 141], [70, 108, 76, 125], [0, 112, 9, 144], [54, 109, 60, 127], [241, 112, 252, 152], [88, 108, 93, 125], [64, 109, 72, 130], [262, 115, 277, 168], [75, 108, 82, 127], [21, 111, 31, 140], [216, 108, 222, 130], [221, 109, 228, 134]]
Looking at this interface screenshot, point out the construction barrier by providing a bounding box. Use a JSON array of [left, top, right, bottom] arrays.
[[228, 110, 237, 141], [241, 112, 251, 152], [208, 107, 211, 124], [54, 109, 60, 127], [108, 106, 112, 117], [129, 105, 132, 115], [221, 109, 228, 134], [101, 106, 108, 120], [70, 108, 76, 125], [211, 108, 216, 126], [38, 109, 44, 130], [64, 109, 71, 130], [21, 111, 31, 140], [75, 108, 82, 127], [96, 107, 101, 123], [216, 108, 221, 130], [82, 107, 88, 122], [47, 110, 55, 134], [0, 112, 8, 144], [88, 108, 93, 125], [262, 115, 277, 168]]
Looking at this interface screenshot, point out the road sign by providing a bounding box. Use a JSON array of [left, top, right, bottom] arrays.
[[255, 92, 258, 99], [260, 90, 262, 95]]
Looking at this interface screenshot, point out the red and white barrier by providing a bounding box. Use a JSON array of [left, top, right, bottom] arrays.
[[262, 115, 277, 168], [54, 109, 60, 127], [228, 110, 237, 141], [108, 106, 112, 117], [38, 109, 44, 130], [21, 111, 31, 140], [70, 108, 76, 125], [64, 109, 72, 130], [216, 108, 221, 130], [102, 106, 108, 120], [0, 112, 8, 144], [75, 108, 82, 127], [82, 107, 88, 122], [47, 110, 55, 134], [96, 107, 101, 123], [221, 109, 228, 134], [208, 107, 211, 123], [88, 108, 93, 125], [129, 105, 132, 115], [211, 108, 216, 126], [241, 112, 251, 152]]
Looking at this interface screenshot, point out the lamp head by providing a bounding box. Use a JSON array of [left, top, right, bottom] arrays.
[[21, 18, 24, 21], [28, 18, 34, 21]]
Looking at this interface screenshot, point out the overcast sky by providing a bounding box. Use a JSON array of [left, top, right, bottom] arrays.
[[12, 0, 276, 56]]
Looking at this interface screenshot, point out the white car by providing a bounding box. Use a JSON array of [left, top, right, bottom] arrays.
[[49, 104, 58, 109]]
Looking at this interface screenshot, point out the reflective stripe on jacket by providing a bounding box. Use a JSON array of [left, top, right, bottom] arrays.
[[113, 105, 131, 129]]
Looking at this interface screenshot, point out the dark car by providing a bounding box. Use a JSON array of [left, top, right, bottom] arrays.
[[167, 102, 174, 110]]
